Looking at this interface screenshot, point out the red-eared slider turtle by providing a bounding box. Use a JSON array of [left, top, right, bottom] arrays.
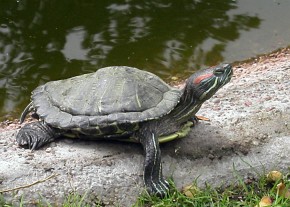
[[16, 64, 233, 197]]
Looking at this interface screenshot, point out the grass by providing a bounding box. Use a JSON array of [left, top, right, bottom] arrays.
[[1, 170, 289, 207], [135, 168, 290, 207]]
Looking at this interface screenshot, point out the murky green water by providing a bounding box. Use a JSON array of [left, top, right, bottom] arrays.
[[0, 0, 290, 120]]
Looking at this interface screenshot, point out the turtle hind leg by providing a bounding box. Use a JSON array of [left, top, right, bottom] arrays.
[[140, 131, 169, 197], [16, 121, 61, 150]]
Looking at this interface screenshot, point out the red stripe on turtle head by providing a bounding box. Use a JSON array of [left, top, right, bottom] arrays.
[[193, 73, 213, 85]]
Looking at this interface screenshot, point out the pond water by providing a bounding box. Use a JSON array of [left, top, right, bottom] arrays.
[[0, 0, 290, 120]]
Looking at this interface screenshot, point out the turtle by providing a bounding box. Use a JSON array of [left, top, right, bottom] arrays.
[[16, 64, 233, 197]]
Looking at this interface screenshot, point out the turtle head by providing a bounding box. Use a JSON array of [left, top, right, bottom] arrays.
[[187, 63, 233, 102]]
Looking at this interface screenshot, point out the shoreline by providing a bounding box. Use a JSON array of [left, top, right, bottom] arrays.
[[1, 47, 289, 132]]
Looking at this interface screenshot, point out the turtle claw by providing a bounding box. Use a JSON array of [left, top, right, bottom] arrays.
[[16, 121, 60, 150], [31, 141, 39, 151]]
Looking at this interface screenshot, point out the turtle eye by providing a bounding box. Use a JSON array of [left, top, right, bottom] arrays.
[[213, 67, 225, 75]]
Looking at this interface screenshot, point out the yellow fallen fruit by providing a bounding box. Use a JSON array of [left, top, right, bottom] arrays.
[[266, 170, 283, 182], [255, 196, 272, 207], [182, 184, 200, 198]]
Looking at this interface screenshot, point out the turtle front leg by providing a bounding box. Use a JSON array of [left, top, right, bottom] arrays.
[[139, 131, 169, 197], [16, 121, 61, 150]]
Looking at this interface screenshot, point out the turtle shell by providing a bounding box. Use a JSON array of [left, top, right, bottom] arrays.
[[31, 66, 182, 130]]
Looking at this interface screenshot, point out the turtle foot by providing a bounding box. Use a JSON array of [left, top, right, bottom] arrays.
[[16, 121, 60, 150], [147, 178, 170, 197]]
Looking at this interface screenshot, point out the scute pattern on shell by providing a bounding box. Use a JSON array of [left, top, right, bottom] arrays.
[[31, 66, 182, 129]]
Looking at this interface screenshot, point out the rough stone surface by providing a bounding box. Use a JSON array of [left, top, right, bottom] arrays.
[[0, 49, 290, 206]]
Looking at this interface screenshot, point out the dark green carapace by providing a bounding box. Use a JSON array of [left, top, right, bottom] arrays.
[[16, 64, 233, 197]]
